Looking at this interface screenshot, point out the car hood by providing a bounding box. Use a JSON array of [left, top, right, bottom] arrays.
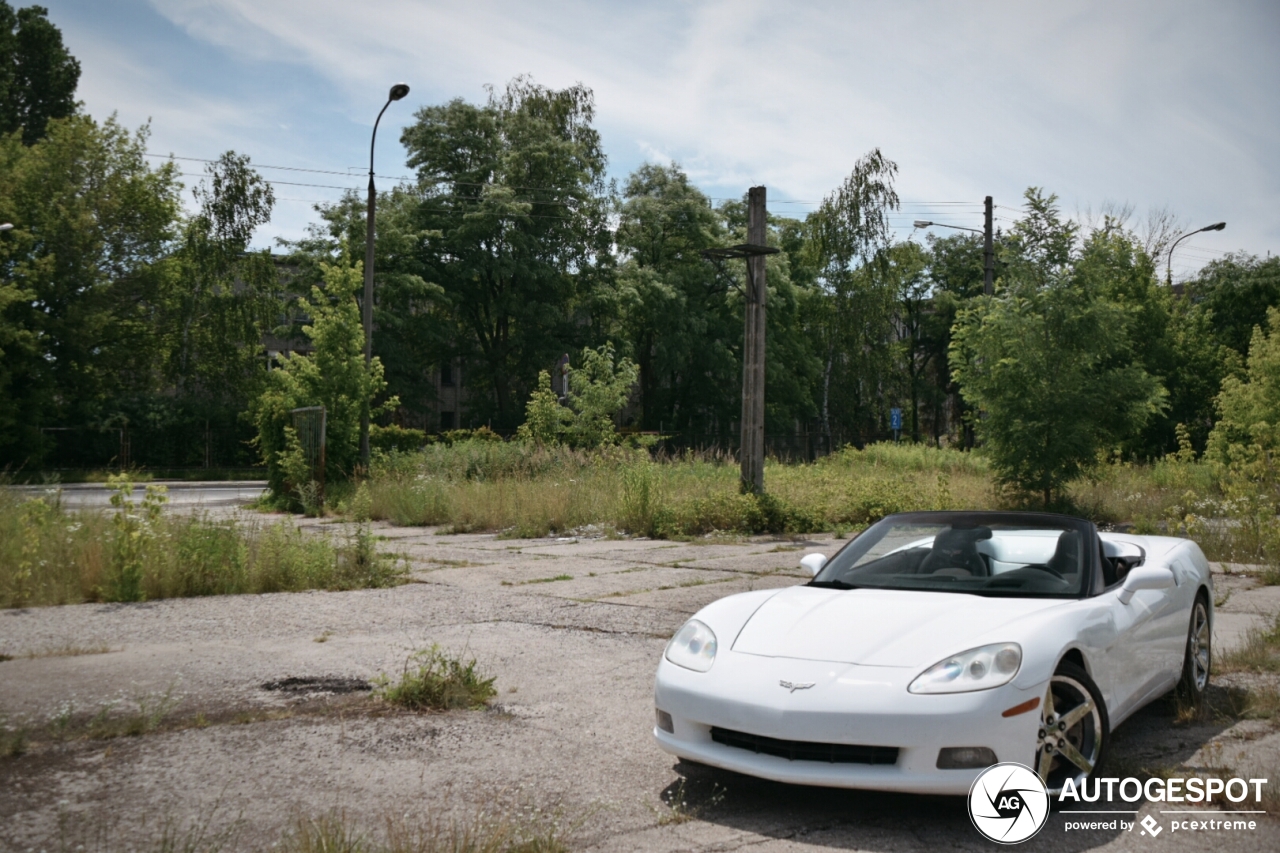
[[730, 585, 1066, 667]]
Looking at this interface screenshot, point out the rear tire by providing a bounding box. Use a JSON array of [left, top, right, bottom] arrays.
[[1178, 593, 1211, 703], [1034, 661, 1109, 795]]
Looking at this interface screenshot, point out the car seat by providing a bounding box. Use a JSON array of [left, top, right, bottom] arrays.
[[918, 527, 992, 577]]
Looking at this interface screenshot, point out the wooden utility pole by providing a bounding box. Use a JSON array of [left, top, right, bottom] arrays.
[[740, 187, 768, 493], [701, 188, 777, 493], [983, 195, 995, 295]]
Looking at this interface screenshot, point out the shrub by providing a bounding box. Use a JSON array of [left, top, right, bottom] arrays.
[[376, 646, 497, 711], [371, 424, 427, 454]]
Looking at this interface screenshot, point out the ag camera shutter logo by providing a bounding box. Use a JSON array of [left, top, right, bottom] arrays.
[[968, 762, 1051, 844]]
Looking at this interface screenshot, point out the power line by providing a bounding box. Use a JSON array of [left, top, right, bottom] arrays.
[[148, 152, 994, 209]]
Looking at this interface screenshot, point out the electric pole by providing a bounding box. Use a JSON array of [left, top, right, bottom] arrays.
[[983, 195, 994, 295], [700, 187, 778, 494], [741, 187, 768, 494]]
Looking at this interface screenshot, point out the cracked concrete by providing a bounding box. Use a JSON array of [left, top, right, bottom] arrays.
[[2, 520, 1278, 851]]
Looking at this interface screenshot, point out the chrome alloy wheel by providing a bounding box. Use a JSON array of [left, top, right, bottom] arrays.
[[1035, 673, 1103, 792], [1189, 600, 1211, 692]]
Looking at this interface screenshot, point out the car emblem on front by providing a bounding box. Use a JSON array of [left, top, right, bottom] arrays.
[[779, 680, 815, 693]]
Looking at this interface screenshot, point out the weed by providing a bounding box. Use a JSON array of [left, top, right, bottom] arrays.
[[86, 686, 180, 739], [280, 809, 570, 853], [654, 777, 725, 826], [282, 812, 367, 853], [375, 646, 497, 711], [104, 476, 168, 602], [0, 717, 28, 756], [1218, 614, 1280, 673], [521, 575, 573, 585], [52, 805, 242, 853], [315, 631, 333, 643]]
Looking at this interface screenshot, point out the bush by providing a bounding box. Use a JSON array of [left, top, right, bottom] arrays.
[[376, 646, 497, 711], [371, 424, 427, 454]]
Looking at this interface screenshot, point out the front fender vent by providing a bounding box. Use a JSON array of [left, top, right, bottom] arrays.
[[710, 727, 899, 765]]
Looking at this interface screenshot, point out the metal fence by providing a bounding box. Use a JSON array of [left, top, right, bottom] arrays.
[[34, 423, 262, 471], [290, 406, 327, 499]]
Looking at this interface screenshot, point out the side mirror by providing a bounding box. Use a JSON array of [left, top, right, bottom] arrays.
[[800, 553, 827, 577], [1117, 566, 1175, 604], [1103, 539, 1145, 575]]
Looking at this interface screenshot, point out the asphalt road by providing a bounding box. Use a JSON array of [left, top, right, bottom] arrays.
[[7, 480, 267, 510]]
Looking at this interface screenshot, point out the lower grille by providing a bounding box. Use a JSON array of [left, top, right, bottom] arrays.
[[710, 727, 899, 765]]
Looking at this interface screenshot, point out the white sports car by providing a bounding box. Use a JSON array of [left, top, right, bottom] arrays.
[[653, 511, 1212, 794]]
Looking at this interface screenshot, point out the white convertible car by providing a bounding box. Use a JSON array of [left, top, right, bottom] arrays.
[[653, 511, 1212, 795]]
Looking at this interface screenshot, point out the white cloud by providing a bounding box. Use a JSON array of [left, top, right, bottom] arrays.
[[55, 0, 1280, 258]]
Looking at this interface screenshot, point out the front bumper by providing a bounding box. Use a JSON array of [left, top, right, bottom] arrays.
[[654, 652, 1044, 795]]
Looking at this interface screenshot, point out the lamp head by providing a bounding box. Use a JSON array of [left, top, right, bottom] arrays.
[[0, 223, 13, 232], [388, 83, 410, 101], [1202, 222, 1226, 232], [913, 220, 933, 229]]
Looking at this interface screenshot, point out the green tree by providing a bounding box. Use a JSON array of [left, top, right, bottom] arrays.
[[515, 370, 569, 446], [399, 76, 613, 428], [292, 187, 449, 428], [564, 342, 638, 447], [0, 3, 80, 144], [167, 152, 279, 417], [951, 191, 1166, 507], [1206, 308, 1280, 464], [515, 343, 638, 448], [804, 149, 900, 448], [614, 163, 733, 432], [921, 232, 991, 446], [251, 262, 396, 500], [0, 114, 182, 464], [1187, 253, 1280, 358]]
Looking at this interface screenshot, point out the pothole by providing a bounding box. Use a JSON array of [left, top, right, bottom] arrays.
[[261, 676, 372, 694]]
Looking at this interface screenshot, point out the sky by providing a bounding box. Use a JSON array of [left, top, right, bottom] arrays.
[[42, 0, 1280, 280]]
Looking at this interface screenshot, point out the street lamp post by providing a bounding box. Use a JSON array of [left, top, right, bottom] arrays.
[[360, 82, 410, 471], [914, 195, 995, 295], [1167, 222, 1226, 287]]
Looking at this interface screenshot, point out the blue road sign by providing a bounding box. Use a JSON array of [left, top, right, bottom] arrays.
[[890, 408, 902, 431]]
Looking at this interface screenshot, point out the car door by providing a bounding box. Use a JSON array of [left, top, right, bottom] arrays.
[[1092, 574, 1174, 723]]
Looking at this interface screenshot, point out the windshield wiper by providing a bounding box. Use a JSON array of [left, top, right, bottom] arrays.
[[807, 579, 859, 590]]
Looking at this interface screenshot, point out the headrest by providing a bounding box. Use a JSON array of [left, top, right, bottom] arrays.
[[932, 526, 993, 551]]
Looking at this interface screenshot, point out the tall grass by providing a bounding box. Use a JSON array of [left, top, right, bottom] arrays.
[[366, 440, 996, 538], [365, 439, 1280, 568], [0, 488, 405, 609]]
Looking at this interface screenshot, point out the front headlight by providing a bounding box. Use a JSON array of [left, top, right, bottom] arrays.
[[665, 619, 717, 672], [908, 643, 1021, 694]]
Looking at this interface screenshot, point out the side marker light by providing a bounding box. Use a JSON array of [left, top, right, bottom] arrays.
[[1001, 696, 1041, 718]]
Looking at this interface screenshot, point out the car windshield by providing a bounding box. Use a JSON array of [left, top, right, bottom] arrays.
[[811, 513, 1089, 597]]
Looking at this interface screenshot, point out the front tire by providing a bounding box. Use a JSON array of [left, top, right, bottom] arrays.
[[1034, 661, 1109, 794], [1178, 593, 1211, 702]]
